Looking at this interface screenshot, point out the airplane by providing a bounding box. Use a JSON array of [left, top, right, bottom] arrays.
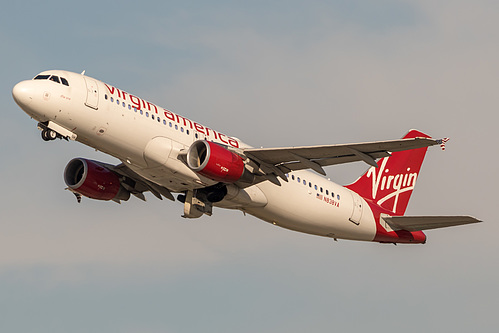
[[12, 70, 481, 244]]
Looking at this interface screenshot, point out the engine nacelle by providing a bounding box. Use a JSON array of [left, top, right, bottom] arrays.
[[187, 140, 250, 183], [64, 158, 130, 201]]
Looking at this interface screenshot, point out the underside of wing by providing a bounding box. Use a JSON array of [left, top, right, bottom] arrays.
[[381, 215, 482, 231], [97, 161, 175, 202]]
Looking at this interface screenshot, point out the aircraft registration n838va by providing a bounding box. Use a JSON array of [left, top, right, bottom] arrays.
[[12, 70, 481, 244]]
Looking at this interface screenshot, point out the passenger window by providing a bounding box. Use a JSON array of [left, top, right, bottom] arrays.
[[49, 76, 60, 83], [157, 117, 160, 122], [163, 120, 166, 125], [128, 105, 131, 110], [146, 112, 149, 117], [140, 110, 143, 115], [303, 180, 306, 185], [117, 100, 120, 105], [297, 177, 301, 183], [60, 77, 69, 86], [186, 129, 189, 135], [181, 127, 184, 133], [175, 125, 178, 130], [195, 133, 198, 139], [152, 114, 155, 120], [326, 190, 329, 195], [291, 175, 295, 180], [337, 195, 340, 200], [122, 102, 125, 107], [105, 94, 108, 100], [111, 97, 114, 102], [314, 185, 318, 190], [320, 187, 323, 193]]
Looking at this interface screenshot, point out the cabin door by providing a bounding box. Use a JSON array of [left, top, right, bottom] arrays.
[[349, 191, 363, 225], [83, 76, 99, 109]]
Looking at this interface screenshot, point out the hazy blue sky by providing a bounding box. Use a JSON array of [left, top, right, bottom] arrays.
[[1, 1, 497, 332]]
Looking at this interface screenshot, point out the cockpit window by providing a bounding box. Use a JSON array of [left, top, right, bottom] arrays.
[[33, 73, 70, 86], [34, 74, 50, 80], [49, 76, 60, 83]]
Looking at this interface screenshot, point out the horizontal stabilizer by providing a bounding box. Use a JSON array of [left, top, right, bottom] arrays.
[[382, 215, 481, 231]]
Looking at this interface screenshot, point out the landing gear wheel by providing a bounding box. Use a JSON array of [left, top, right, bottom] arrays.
[[47, 129, 57, 140], [41, 129, 57, 141], [41, 129, 50, 141]]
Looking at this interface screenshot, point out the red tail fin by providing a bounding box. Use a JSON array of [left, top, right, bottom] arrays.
[[346, 130, 431, 216]]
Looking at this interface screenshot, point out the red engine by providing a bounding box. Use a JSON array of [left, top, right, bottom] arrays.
[[187, 140, 247, 183], [64, 158, 130, 201]]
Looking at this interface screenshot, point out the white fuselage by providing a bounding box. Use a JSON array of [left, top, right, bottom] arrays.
[[13, 70, 377, 241]]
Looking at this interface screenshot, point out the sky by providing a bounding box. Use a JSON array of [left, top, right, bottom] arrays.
[[1, 0, 497, 332]]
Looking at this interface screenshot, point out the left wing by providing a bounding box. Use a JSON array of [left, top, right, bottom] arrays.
[[242, 135, 441, 178], [95, 161, 175, 202]]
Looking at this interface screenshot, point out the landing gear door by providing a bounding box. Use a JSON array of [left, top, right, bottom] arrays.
[[349, 191, 363, 225], [83, 76, 99, 110]]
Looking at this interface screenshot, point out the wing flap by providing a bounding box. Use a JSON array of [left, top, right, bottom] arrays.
[[244, 136, 438, 172], [382, 215, 482, 231], [278, 151, 390, 172]]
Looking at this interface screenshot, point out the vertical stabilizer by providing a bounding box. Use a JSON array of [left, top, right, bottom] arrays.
[[346, 130, 431, 216]]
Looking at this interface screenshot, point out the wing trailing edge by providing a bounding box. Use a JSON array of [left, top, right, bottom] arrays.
[[241, 131, 441, 183]]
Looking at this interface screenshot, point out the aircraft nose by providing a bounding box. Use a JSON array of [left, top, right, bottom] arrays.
[[12, 81, 33, 107]]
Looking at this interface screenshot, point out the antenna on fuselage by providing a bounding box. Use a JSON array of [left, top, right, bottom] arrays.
[[81, 70, 86, 75]]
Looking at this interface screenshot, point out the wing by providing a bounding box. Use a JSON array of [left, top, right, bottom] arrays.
[[94, 161, 175, 202], [381, 216, 482, 231], [242, 135, 441, 180]]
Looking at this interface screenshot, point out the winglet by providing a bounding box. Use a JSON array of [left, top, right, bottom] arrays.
[[436, 137, 450, 151]]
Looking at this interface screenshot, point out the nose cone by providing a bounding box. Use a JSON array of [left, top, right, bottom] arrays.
[[12, 81, 33, 108]]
